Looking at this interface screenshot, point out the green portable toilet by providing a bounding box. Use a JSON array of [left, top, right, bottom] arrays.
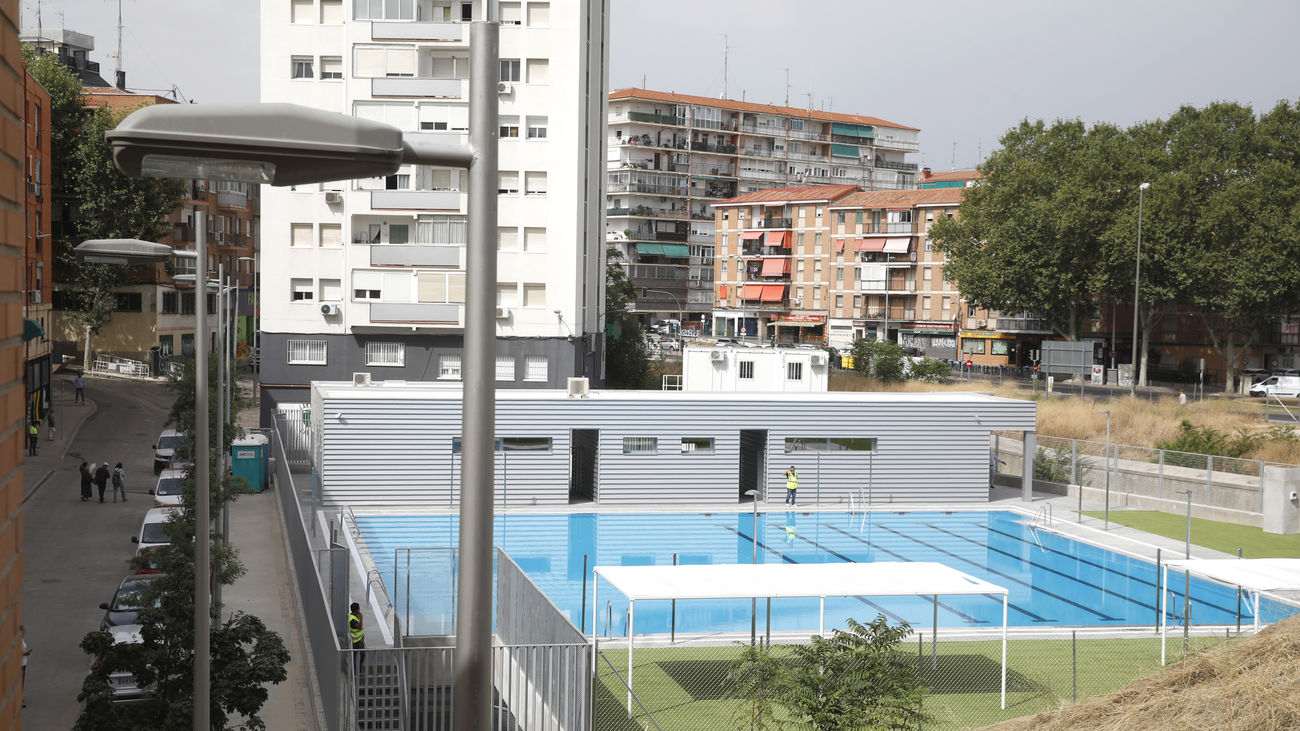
[[230, 433, 270, 492]]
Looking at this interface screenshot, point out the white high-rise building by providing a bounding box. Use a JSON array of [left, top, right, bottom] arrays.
[[259, 0, 609, 420]]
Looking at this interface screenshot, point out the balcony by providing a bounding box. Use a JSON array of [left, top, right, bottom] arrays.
[[690, 141, 738, 155], [788, 128, 828, 142], [371, 76, 465, 98], [861, 278, 917, 294], [739, 123, 783, 136], [874, 159, 919, 172], [861, 308, 917, 320], [873, 136, 921, 152], [217, 190, 247, 209], [755, 218, 792, 229], [607, 206, 689, 220], [785, 150, 824, 162], [691, 118, 737, 131], [370, 189, 464, 211], [369, 302, 461, 324], [172, 224, 194, 243], [997, 316, 1054, 333], [607, 181, 688, 196], [739, 147, 778, 159], [370, 21, 466, 43], [369, 244, 461, 268], [623, 111, 681, 126], [884, 221, 915, 234]]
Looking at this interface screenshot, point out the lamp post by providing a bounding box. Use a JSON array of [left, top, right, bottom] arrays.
[[1130, 182, 1149, 396], [1098, 409, 1111, 529], [743, 488, 760, 645], [238, 255, 257, 374], [1177, 488, 1192, 559], [105, 25, 500, 728], [1176, 488, 1192, 648]]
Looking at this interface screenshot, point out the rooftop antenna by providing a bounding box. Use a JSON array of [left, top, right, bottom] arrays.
[[951, 142, 957, 171], [977, 138, 983, 166], [784, 68, 789, 107], [721, 34, 728, 99], [827, 96, 833, 113], [114, 0, 123, 85], [641, 73, 645, 89]]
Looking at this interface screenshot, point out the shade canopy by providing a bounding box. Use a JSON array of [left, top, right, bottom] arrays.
[[1163, 558, 1300, 594], [883, 237, 912, 253], [764, 231, 790, 247], [760, 257, 790, 276], [855, 238, 885, 252]]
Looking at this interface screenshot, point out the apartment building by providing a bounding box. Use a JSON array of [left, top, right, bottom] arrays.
[[24, 66, 53, 428], [607, 88, 919, 326], [259, 0, 608, 420]]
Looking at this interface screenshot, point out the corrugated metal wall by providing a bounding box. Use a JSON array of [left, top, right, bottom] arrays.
[[315, 387, 1035, 507]]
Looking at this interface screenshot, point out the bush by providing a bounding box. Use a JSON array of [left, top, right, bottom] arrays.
[[1035, 446, 1072, 483], [1154, 419, 1272, 459], [851, 338, 908, 382], [909, 357, 950, 384]]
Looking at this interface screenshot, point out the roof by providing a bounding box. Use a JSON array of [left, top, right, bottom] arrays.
[[831, 188, 967, 209], [712, 185, 860, 207], [921, 169, 982, 183], [1163, 559, 1300, 594], [594, 562, 1007, 602], [609, 88, 918, 132]]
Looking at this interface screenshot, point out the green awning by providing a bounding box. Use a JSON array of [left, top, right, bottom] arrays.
[[634, 242, 665, 255], [831, 122, 874, 138], [830, 143, 860, 158], [22, 318, 43, 342], [659, 243, 690, 257]]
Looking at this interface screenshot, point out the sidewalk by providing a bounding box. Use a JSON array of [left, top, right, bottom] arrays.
[[21, 375, 98, 503]]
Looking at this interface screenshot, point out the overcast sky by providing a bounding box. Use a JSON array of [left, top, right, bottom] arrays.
[[27, 0, 1300, 171]]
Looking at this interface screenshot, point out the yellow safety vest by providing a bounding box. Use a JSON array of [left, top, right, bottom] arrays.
[[348, 612, 364, 644], [786, 471, 798, 491]]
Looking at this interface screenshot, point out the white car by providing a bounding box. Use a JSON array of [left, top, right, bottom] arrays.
[[151, 469, 186, 508], [152, 428, 185, 475], [99, 624, 145, 702], [131, 508, 179, 554]]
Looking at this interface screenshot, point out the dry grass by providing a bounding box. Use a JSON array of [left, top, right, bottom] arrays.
[[984, 615, 1300, 731]]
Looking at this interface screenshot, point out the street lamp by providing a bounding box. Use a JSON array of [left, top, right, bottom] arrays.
[[1098, 409, 1111, 529], [238, 255, 257, 374], [1176, 487, 1192, 649], [72, 239, 177, 372], [105, 24, 500, 730], [1130, 182, 1149, 397], [743, 488, 760, 645], [1176, 488, 1192, 559]]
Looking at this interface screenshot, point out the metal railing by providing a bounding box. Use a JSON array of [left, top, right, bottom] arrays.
[[91, 355, 150, 379], [874, 158, 919, 171]]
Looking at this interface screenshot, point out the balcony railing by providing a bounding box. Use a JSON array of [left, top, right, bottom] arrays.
[[874, 159, 919, 172], [690, 141, 738, 154], [884, 221, 915, 234], [369, 244, 461, 267], [370, 189, 465, 210], [692, 118, 737, 131], [756, 218, 793, 229], [997, 317, 1054, 332], [628, 263, 688, 282], [788, 128, 828, 142], [739, 123, 783, 136], [369, 301, 461, 324], [785, 150, 825, 162], [217, 190, 247, 209], [607, 181, 688, 196], [370, 20, 466, 42], [623, 111, 680, 125], [874, 137, 921, 151], [371, 76, 464, 99], [861, 279, 917, 294], [739, 147, 778, 159], [607, 206, 689, 219]]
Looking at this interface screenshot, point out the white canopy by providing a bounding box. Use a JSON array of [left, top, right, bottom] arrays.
[[593, 561, 1009, 712], [1163, 558, 1300, 594], [594, 561, 1008, 602]]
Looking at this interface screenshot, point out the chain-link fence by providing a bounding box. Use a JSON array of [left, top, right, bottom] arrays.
[[593, 628, 1248, 730]]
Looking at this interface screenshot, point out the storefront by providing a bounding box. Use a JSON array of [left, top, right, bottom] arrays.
[[901, 323, 958, 359], [959, 330, 1016, 367], [712, 311, 760, 340], [771, 314, 826, 345]]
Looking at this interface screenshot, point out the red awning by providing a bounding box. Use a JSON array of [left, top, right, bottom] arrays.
[[739, 231, 764, 241], [855, 238, 886, 252], [764, 231, 790, 247], [760, 284, 786, 302], [760, 257, 790, 276], [718, 285, 728, 299], [834, 240, 845, 252], [741, 284, 763, 300]]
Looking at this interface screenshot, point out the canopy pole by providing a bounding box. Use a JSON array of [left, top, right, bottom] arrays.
[[1160, 564, 1168, 665], [819, 596, 825, 636], [591, 570, 599, 678], [1254, 592, 1260, 632], [1000, 593, 1007, 710], [931, 595, 938, 670], [627, 600, 634, 717]]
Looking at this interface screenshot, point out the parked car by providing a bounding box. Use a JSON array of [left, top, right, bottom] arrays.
[[131, 508, 178, 553], [152, 429, 185, 474], [99, 575, 160, 631], [1249, 375, 1300, 398], [151, 468, 186, 507], [132, 546, 164, 575], [93, 624, 147, 702]]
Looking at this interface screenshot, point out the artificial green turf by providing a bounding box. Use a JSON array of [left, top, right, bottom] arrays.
[[592, 634, 1234, 730], [1082, 510, 1300, 558]]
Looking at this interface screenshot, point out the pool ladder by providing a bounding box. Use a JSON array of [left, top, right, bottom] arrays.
[[1029, 504, 1052, 551]]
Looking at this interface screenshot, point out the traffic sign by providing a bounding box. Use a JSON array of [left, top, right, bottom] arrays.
[[1109, 350, 1117, 359], [964, 359, 973, 368]]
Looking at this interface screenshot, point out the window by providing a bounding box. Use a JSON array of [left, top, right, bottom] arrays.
[[681, 437, 714, 454], [181, 292, 196, 315], [837, 212, 845, 224], [496, 284, 518, 308], [320, 0, 343, 22], [162, 291, 178, 314], [291, 0, 313, 23], [622, 437, 657, 454], [287, 339, 327, 365], [526, 1, 549, 25], [498, 171, 519, 194], [499, 117, 520, 138], [320, 278, 342, 300], [353, 0, 413, 20], [835, 294, 844, 309], [526, 116, 548, 139], [290, 223, 312, 247], [962, 339, 986, 355], [320, 56, 343, 79], [784, 437, 875, 452], [354, 47, 416, 77], [366, 341, 405, 366], [787, 361, 804, 380], [439, 354, 462, 379], [523, 227, 546, 252], [353, 271, 382, 300], [524, 354, 548, 382], [498, 227, 518, 251], [522, 283, 546, 307], [291, 56, 314, 79], [738, 360, 755, 379], [495, 355, 515, 381], [524, 171, 547, 196], [113, 292, 143, 312], [499, 1, 522, 24], [992, 340, 1010, 356], [291, 278, 314, 301], [500, 59, 521, 82], [526, 58, 549, 83], [388, 224, 409, 244], [320, 223, 342, 247]]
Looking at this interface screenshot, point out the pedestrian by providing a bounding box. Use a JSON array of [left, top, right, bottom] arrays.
[[989, 451, 1007, 488], [20, 625, 28, 708], [1178, 390, 1187, 407], [111, 462, 127, 502], [784, 465, 799, 506], [79, 462, 92, 502], [27, 422, 37, 456], [94, 462, 111, 503], [74, 373, 86, 403], [348, 602, 366, 674]]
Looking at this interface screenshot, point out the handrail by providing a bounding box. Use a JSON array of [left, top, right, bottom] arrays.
[[598, 651, 666, 730]]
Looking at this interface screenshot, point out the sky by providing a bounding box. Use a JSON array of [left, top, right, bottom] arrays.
[[25, 0, 1300, 171]]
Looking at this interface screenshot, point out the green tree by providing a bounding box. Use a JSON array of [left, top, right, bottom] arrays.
[[22, 45, 84, 199], [782, 616, 926, 730], [851, 338, 907, 381], [724, 643, 785, 730], [909, 357, 950, 384], [604, 247, 652, 388]]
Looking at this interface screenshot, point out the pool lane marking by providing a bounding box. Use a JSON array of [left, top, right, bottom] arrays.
[[970, 522, 1244, 619], [819, 524, 1044, 624], [722, 525, 908, 625], [865, 523, 1121, 622]]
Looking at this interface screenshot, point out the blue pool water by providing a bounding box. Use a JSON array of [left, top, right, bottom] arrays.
[[355, 510, 1289, 637]]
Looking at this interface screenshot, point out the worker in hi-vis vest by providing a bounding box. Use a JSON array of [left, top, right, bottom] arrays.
[[349, 602, 366, 672], [784, 465, 799, 506]]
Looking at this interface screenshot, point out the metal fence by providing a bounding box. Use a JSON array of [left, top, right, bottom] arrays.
[[91, 354, 151, 379], [994, 433, 1277, 514]]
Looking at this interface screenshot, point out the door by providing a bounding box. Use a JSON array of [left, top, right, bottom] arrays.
[[569, 429, 598, 502], [738, 429, 768, 501]]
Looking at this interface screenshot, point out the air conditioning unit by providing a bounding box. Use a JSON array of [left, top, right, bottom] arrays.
[[709, 350, 725, 362], [495, 307, 509, 319], [497, 81, 513, 95], [352, 372, 372, 386], [321, 303, 340, 316], [567, 377, 590, 398], [324, 191, 342, 204], [810, 353, 826, 366], [977, 319, 987, 328]]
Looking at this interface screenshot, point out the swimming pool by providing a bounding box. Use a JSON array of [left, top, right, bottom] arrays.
[[355, 510, 1284, 637]]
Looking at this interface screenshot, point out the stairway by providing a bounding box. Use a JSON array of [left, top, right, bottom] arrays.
[[355, 654, 402, 730]]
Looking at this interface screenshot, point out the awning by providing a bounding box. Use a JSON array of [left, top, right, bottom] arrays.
[[834, 240, 845, 252], [774, 319, 822, 327], [659, 243, 690, 257], [1160, 558, 1300, 659], [22, 318, 44, 342], [740, 284, 763, 300], [718, 285, 728, 299], [855, 238, 886, 252], [633, 242, 664, 255], [760, 258, 790, 276], [739, 231, 764, 241], [764, 231, 790, 247], [883, 237, 911, 253], [760, 284, 785, 302]]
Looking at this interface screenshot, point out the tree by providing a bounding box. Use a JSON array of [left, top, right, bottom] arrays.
[[22, 46, 84, 199], [724, 643, 785, 730], [909, 357, 950, 384], [781, 616, 926, 730], [604, 247, 652, 388], [851, 338, 907, 381]]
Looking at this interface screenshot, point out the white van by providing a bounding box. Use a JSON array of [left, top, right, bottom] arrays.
[[131, 508, 179, 553], [1249, 375, 1300, 398]]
